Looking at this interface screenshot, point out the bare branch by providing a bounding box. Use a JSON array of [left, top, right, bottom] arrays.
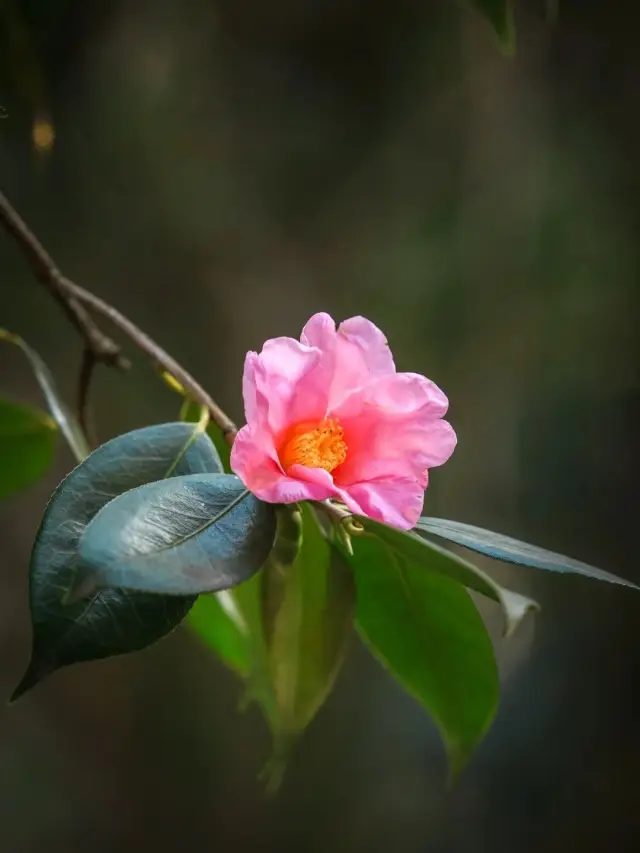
[[77, 346, 98, 448], [0, 189, 237, 445], [0, 191, 129, 371], [66, 279, 238, 442]]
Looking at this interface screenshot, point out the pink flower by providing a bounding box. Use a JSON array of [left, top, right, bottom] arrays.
[[230, 313, 456, 530]]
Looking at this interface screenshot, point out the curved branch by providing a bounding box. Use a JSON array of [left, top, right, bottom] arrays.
[[0, 189, 237, 445]]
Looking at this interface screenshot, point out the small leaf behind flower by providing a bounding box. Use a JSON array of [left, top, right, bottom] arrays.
[[260, 503, 355, 790], [262, 504, 354, 733], [358, 517, 538, 636], [11, 422, 223, 700], [0, 399, 57, 498], [345, 532, 499, 780], [73, 473, 276, 597], [180, 397, 232, 472], [417, 518, 638, 590], [188, 591, 252, 676]]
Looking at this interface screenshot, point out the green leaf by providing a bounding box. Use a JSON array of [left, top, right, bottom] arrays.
[[0, 398, 57, 498], [188, 591, 251, 676], [73, 473, 276, 597], [11, 421, 223, 701], [262, 504, 355, 734], [346, 532, 499, 779], [180, 398, 232, 473], [470, 0, 515, 55], [358, 517, 538, 636], [416, 517, 639, 590], [0, 328, 90, 462]]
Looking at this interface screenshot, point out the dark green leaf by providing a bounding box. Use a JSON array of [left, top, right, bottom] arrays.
[[180, 398, 232, 473], [417, 517, 638, 590], [262, 504, 354, 735], [1, 328, 89, 462], [470, 0, 515, 54], [346, 532, 499, 779], [74, 473, 276, 597], [0, 398, 57, 498], [188, 591, 251, 676], [358, 517, 538, 636], [11, 422, 223, 701]]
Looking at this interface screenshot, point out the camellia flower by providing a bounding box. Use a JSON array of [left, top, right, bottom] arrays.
[[230, 313, 456, 530]]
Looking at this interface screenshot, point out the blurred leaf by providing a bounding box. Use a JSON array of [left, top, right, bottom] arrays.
[[74, 473, 276, 597], [416, 518, 639, 590], [262, 504, 354, 734], [0, 328, 90, 462], [470, 0, 515, 54], [359, 517, 538, 636], [180, 398, 232, 472], [188, 591, 251, 677], [346, 532, 499, 779], [0, 398, 57, 498], [11, 422, 222, 701]]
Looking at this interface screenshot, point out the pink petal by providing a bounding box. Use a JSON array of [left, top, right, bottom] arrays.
[[230, 425, 334, 504], [343, 477, 426, 530], [333, 373, 457, 487], [243, 336, 327, 435], [338, 316, 395, 378], [301, 312, 396, 411]]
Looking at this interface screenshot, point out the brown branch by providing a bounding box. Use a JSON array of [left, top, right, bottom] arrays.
[[0, 191, 129, 371], [0, 189, 238, 445], [77, 346, 98, 448]]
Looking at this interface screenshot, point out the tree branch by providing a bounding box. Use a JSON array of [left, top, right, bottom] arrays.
[[77, 346, 98, 448], [0, 189, 238, 445], [0, 191, 129, 370]]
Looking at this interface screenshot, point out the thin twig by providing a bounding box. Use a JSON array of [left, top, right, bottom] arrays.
[[77, 346, 98, 448], [0, 189, 237, 445], [0, 190, 129, 371], [66, 278, 237, 442]]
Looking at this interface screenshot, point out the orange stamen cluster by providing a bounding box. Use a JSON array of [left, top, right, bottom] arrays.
[[279, 418, 347, 474]]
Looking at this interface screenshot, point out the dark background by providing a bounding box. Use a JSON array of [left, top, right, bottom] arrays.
[[1, 1, 638, 851]]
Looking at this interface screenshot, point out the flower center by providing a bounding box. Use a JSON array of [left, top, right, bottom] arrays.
[[279, 418, 347, 474]]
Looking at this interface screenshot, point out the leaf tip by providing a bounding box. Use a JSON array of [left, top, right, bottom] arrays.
[[9, 657, 54, 703], [259, 734, 295, 796], [502, 592, 540, 639]]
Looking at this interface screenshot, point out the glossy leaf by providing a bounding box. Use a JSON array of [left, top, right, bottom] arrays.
[[180, 398, 232, 473], [417, 518, 639, 590], [346, 532, 499, 779], [0, 398, 57, 498], [11, 422, 223, 700], [262, 504, 354, 735], [188, 592, 251, 676], [358, 517, 538, 636], [0, 329, 89, 462], [74, 473, 276, 597], [470, 0, 515, 54]]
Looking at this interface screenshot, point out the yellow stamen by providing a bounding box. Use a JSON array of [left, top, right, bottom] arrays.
[[279, 418, 347, 474]]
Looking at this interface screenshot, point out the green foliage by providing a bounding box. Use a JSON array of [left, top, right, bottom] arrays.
[[262, 504, 354, 736], [360, 516, 538, 635], [0, 398, 57, 498], [11, 422, 223, 700], [345, 530, 499, 779], [73, 473, 276, 598], [470, 0, 515, 54], [180, 398, 232, 472], [0, 329, 90, 462], [416, 517, 638, 589], [188, 592, 252, 677]]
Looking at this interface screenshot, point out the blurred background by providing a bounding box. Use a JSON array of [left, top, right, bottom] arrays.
[[1, 0, 638, 850]]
